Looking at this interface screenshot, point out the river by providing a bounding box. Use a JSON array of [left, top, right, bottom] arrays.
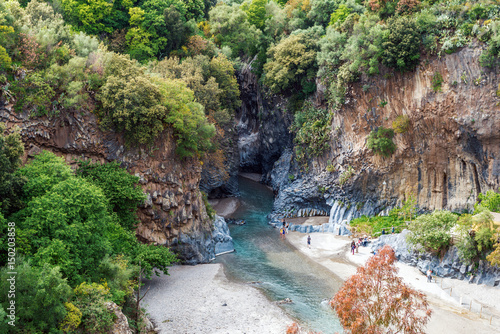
[[215, 176, 344, 333]]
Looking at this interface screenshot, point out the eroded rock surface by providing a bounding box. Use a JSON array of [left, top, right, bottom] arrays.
[[272, 47, 500, 221], [0, 106, 214, 264]]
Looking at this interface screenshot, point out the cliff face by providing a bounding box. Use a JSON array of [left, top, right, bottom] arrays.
[[236, 65, 294, 181], [272, 46, 500, 220], [0, 106, 214, 264]]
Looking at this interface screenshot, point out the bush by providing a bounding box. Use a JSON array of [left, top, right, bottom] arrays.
[[407, 210, 458, 253], [291, 101, 331, 163], [475, 190, 500, 213], [431, 71, 443, 92], [72, 282, 116, 334], [366, 127, 396, 157], [350, 215, 403, 236], [0, 260, 72, 333], [76, 160, 145, 231], [381, 16, 420, 72], [392, 115, 410, 134], [263, 33, 318, 94], [339, 165, 355, 186]]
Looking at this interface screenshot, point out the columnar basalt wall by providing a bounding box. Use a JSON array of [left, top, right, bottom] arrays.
[[0, 106, 214, 264], [272, 46, 500, 219]]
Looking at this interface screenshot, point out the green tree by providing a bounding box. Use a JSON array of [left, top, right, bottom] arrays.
[[475, 190, 500, 213], [209, 3, 261, 56], [72, 282, 116, 334], [329, 4, 352, 26], [381, 16, 420, 71], [18, 150, 72, 201], [263, 33, 318, 94], [0, 260, 72, 333], [0, 123, 25, 216], [76, 160, 145, 231], [366, 126, 396, 157], [407, 210, 458, 253], [209, 54, 241, 113], [242, 0, 267, 30], [19, 173, 115, 284]]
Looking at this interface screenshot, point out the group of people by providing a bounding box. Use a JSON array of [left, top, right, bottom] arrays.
[[279, 219, 289, 239], [350, 236, 370, 255], [279, 218, 312, 248]]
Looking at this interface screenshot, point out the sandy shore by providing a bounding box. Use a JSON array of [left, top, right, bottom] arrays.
[[141, 264, 292, 334], [209, 198, 241, 218], [286, 231, 500, 333]]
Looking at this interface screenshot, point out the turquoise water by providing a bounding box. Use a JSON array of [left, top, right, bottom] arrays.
[[215, 176, 344, 333]]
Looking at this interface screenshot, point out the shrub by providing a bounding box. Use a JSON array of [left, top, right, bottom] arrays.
[[73, 282, 116, 334], [264, 33, 318, 94], [392, 115, 410, 134], [0, 261, 72, 333], [76, 160, 145, 231], [291, 101, 331, 163], [366, 127, 396, 157], [350, 215, 403, 236], [407, 210, 458, 253], [431, 71, 443, 92], [475, 190, 500, 213], [339, 165, 355, 186], [381, 16, 420, 72]]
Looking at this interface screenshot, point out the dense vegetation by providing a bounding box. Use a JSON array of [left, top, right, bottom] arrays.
[[1, 0, 500, 163], [0, 128, 177, 333]]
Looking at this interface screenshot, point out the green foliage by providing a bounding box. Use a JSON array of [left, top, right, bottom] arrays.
[[76, 160, 145, 231], [133, 243, 179, 279], [0, 123, 25, 216], [60, 302, 82, 333], [392, 115, 410, 134], [475, 190, 500, 213], [242, 0, 267, 30], [20, 175, 114, 284], [209, 3, 261, 56], [431, 71, 443, 92], [339, 165, 355, 186], [18, 150, 72, 201], [291, 101, 331, 163], [0, 260, 72, 333], [264, 33, 318, 94], [350, 215, 403, 236], [407, 210, 458, 253], [72, 282, 116, 334], [456, 211, 496, 264], [202, 191, 215, 219], [381, 16, 420, 72], [329, 4, 352, 27], [98, 53, 215, 154], [366, 126, 396, 157]]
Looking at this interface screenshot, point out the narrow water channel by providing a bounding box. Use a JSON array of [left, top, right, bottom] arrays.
[[215, 176, 344, 333]]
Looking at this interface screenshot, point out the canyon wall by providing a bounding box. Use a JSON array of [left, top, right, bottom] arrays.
[[0, 105, 214, 264], [272, 46, 500, 221]]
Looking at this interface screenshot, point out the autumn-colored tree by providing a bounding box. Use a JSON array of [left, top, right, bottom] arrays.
[[331, 245, 432, 334]]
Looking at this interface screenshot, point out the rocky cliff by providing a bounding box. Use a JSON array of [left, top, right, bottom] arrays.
[[0, 105, 214, 264], [271, 46, 500, 222], [235, 64, 294, 182]]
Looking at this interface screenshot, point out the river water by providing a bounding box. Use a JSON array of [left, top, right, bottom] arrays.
[[215, 176, 344, 333]]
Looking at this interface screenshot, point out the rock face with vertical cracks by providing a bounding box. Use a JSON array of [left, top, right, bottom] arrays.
[[0, 106, 214, 264], [272, 46, 500, 222], [236, 64, 294, 181]]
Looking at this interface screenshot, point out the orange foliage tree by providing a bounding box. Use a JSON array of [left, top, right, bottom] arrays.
[[330, 245, 432, 334]]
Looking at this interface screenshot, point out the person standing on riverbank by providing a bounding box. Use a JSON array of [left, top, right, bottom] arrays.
[[307, 235, 311, 248], [351, 241, 356, 255]]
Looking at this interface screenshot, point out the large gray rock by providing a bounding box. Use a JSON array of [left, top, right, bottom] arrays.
[[212, 215, 234, 256], [371, 230, 500, 287]]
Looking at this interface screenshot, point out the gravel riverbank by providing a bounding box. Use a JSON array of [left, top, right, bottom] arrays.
[[140, 263, 292, 334]]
